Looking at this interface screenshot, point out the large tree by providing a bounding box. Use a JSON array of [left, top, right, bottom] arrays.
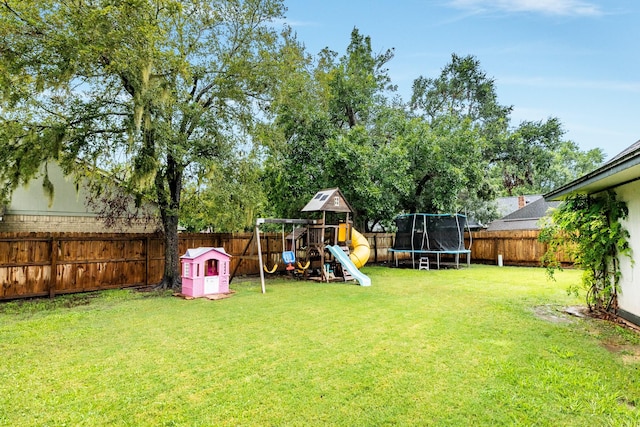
[[410, 54, 602, 212], [259, 29, 335, 218], [180, 152, 267, 232], [323, 104, 413, 231], [410, 53, 511, 129], [262, 28, 404, 226], [406, 54, 509, 215], [0, 0, 286, 289], [493, 123, 605, 196]]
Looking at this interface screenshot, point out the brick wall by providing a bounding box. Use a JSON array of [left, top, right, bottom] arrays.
[[0, 214, 159, 233]]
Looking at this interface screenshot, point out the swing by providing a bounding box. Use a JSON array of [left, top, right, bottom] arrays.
[[283, 250, 296, 271], [294, 259, 311, 278], [263, 224, 300, 273], [263, 262, 278, 274]]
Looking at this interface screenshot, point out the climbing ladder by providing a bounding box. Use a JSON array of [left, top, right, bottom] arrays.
[[337, 246, 353, 281]]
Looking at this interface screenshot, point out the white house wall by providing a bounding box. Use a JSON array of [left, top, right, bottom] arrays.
[[615, 180, 640, 321], [8, 161, 94, 216], [1, 162, 159, 233]]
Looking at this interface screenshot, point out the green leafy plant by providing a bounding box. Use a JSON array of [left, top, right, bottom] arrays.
[[540, 191, 632, 313]]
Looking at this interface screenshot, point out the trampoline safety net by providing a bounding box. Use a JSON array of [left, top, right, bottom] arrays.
[[393, 213, 467, 252]]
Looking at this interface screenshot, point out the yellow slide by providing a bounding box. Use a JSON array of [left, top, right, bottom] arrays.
[[349, 228, 370, 268]]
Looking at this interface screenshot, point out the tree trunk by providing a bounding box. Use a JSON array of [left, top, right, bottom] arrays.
[[156, 155, 183, 290], [159, 212, 181, 290], [412, 172, 435, 213]]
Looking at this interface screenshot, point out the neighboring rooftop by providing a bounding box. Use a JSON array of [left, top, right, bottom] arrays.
[[495, 195, 543, 218], [487, 198, 560, 231]]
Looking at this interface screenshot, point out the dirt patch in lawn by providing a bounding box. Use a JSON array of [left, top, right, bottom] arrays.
[[533, 305, 640, 363], [559, 305, 640, 364], [532, 305, 576, 324], [602, 340, 640, 364], [598, 315, 640, 364]]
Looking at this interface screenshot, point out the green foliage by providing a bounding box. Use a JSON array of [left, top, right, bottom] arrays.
[[263, 39, 602, 228], [534, 141, 605, 194], [408, 54, 507, 216], [400, 115, 493, 214], [262, 28, 404, 228], [320, 28, 396, 129], [180, 153, 267, 232], [324, 121, 412, 230], [0, 0, 287, 288], [1, 2, 606, 245], [411, 53, 511, 127], [491, 118, 603, 196], [540, 191, 632, 312], [410, 54, 603, 205]]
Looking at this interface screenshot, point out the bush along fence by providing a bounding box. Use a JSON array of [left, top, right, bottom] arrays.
[[0, 230, 572, 300]]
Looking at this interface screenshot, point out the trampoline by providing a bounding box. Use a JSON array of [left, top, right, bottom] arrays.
[[389, 213, 471, 269]]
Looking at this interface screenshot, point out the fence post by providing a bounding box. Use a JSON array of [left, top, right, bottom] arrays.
[[49, 237, 57, 298], [145, 236, 150, 287], [373, 234, 378, 264]]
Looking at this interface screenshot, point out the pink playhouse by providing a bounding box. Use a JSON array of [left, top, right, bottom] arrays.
[[180, 247, 231, 297]]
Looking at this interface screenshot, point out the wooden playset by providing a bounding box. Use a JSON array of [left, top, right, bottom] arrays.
[[181, 188, 371, 297], [254, 188, 371, 293]]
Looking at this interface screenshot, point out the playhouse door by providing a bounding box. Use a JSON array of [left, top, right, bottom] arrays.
[[204, 276, 220, 294]]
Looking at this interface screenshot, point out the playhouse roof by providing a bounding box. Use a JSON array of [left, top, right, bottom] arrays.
[[181, 247, 230, 260], [301, 188, 353, 213]]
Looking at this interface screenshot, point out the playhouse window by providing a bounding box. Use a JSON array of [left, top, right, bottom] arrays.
[[205, 259, 219, 276], [184, 263, 190, 277]]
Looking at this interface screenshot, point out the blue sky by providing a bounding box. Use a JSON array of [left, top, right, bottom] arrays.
[[284, 0, 640, 160]]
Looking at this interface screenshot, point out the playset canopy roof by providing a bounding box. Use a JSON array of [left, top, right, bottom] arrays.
[[301, 188, 353, 213]]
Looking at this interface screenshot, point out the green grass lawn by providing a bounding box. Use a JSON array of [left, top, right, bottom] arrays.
[[1, 265, 640, 426]]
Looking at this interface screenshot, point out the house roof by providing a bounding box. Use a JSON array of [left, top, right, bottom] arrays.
[[495, 195, 543, 217], [487, 198, 560, 231], [545, 140, 640, 200], [181, 247, 230, 260], [301, 188, 353, 213]]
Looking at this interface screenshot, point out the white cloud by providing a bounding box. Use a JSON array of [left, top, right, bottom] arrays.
[[448, 0, 603, 16], [499, 76, 640, 92], [285, 19, 318, 28], [271, 17, 318, 28]]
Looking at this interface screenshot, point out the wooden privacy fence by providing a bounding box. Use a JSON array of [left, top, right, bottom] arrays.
[[468, 230, 572, 266], [0, 232, 262, 300], [0, 230, 571, 300]]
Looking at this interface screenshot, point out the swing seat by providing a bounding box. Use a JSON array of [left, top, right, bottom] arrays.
[[283, 251, 296, 271], [294, 260, 310, 278], [282, 251, 295, 264], [263, 262, 278, 274]]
